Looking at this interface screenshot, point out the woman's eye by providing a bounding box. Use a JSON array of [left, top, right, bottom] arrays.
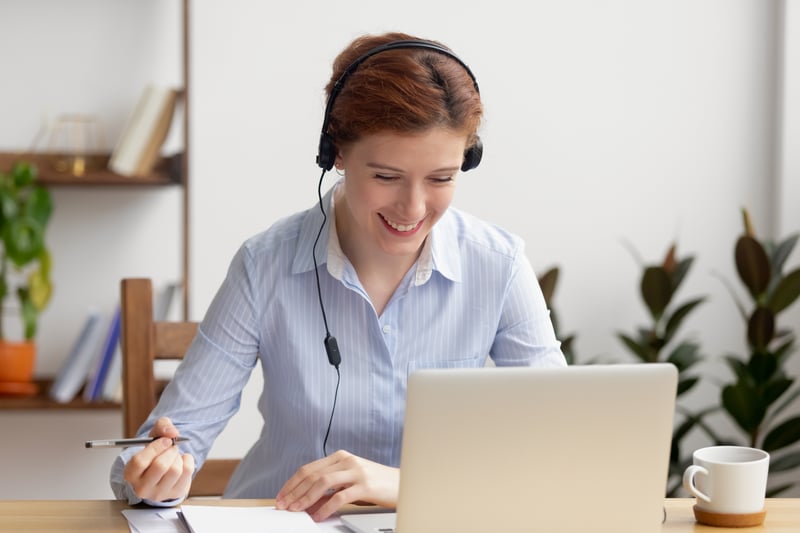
[[375, 174, 396, 181], [431, 176, 453, 184]]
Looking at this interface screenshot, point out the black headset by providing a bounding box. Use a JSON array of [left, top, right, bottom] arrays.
[[315, 39, 483, 173]]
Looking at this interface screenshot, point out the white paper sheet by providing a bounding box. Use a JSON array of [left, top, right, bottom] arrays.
[[179, 505, 321, 532], [122, 505, 347, 532]]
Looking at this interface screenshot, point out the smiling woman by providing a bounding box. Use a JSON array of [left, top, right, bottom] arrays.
[[110, 32, 566, 521]]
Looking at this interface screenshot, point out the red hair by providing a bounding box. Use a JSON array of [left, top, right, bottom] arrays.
[[324, 33, 483, 151]]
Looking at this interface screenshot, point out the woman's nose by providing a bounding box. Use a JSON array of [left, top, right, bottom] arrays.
[[397, 183, 426, 218]]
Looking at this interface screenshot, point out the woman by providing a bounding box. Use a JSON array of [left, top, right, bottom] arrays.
[[111, 32, 565, 521]]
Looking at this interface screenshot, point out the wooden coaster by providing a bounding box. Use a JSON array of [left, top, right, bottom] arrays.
[[693, 505, 766, 527]]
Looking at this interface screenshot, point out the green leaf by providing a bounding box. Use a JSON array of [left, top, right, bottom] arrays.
[[766, 385, 800, 424], [670, 257, 695, 292], [763, 378, 793, 409], [537, 267, 558, 308], [762, 415, 800, 452], [667, 341, 702, 372], [11, 161, 35, 187], [741, 207, 756, 236], [746, 351, 778, 384], [766, 483, 795, 497], [770, 233, 799, 274], [27, 268, 52, 311], [677, 376, 700, 396], [722, 381, 765, 434], [17, 287, 38, 340], [769, 450, 800, 472], [767, 268, 800, 314], [26, 186, 53, 227], [560, 335, 576, 365], [747, 307, 775, 351], [2, 215, 45, 267], [617, 332, 656, 362], [38, 247, 52, 277], [676, 406, 725, 443], [641, 266, 672, 320], [673, 413, 701, 441], [735, 236, 771, 298], [774, 339, 795, 370], [724, 355, 748, 381], [664, 297, 705, 342], [638, 326, 665, 353], [0, 189, 18, 220]]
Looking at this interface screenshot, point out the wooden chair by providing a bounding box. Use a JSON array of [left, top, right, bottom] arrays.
[[120, 277, 240, 497]]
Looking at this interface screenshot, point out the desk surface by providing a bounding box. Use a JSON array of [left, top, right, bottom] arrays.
[[0, 498, 797, 532]]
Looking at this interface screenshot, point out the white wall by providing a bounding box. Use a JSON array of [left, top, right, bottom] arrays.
[[0, 0, 798, 498]]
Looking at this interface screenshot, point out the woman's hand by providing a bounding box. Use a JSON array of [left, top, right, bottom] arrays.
[[275, 450, 399, 521], [122, 417, 195, 502]]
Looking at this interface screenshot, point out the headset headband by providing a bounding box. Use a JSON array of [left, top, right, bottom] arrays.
[[316, 39, 483, 172]]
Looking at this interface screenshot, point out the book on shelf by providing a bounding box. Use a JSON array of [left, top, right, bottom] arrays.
[[83, 306, 122, 402], [100, 343, 123, 403], [109, 84, 179, 177], [155, 280, 182, 321], [49, 310, 105, 403]]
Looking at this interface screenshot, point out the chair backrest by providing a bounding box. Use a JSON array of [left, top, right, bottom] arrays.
[[120, 277, 240, 497]]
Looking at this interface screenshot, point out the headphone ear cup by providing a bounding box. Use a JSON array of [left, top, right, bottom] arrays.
[[317, 132, 336, 171], [461, 137, 483, 172]]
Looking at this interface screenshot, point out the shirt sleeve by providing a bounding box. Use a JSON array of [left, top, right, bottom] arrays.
[[109, 244, 261, 501], [490, 247, 567, 368]]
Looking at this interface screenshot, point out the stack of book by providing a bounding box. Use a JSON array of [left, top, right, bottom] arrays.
[[48, 307, 121, 403], [49, 282, 181, 403]]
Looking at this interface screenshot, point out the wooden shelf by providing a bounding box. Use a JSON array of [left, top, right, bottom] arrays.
[[0, 379, 120, 410], [0, 1, 191, 414], [0, 152, 181, 187]]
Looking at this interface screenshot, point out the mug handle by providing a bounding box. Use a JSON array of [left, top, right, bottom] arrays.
[[683, 465, 711, 502]]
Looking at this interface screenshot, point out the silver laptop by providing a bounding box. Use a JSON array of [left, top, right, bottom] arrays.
[[341, 363, 677, 533]]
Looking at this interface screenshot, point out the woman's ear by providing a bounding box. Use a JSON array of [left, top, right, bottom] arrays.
[[334, 151, 345, 171]]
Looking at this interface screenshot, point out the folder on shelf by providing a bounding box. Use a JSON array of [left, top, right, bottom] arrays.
[[109, 85, 179, 177], [83, 306, 122, 402], [49, 310, 105, 403]]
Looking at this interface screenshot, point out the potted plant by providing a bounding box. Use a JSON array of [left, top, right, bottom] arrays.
[[0, 161, 53, 395], [616, 242, 712, 495], [717, 208, 800, 495]]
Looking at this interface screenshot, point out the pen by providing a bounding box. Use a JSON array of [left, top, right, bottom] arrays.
[[84, 436, 190, 448]]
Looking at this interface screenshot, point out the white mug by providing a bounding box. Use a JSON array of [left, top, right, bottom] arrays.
[[683, 445, 769, 514]]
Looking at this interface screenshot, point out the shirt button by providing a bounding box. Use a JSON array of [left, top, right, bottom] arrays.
[[382, 324, 391, 334]]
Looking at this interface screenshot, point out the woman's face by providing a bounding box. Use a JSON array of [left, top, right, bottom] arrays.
[[335, 128, 468, 263]]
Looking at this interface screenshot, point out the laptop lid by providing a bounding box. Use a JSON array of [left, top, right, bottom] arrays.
[[381, 363, 677, 533]]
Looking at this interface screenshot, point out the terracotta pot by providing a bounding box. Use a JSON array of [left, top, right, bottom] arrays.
[[0, 340, 36, 383]]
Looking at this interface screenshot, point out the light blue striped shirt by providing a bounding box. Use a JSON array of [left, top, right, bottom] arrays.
[[111, 183, 565, 503]]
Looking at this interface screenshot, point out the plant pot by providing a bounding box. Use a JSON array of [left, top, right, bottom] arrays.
[[0, 340, 39, 396]]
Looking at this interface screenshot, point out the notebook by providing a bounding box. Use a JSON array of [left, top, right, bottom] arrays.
[[341, 363, 677, 533]]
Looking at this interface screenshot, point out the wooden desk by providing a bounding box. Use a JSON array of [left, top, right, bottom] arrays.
[[663, 499, 798, 531], [0, 498, 797, 532]]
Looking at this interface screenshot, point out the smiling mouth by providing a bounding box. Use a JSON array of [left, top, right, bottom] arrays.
[[380, 214, 421, 233]]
